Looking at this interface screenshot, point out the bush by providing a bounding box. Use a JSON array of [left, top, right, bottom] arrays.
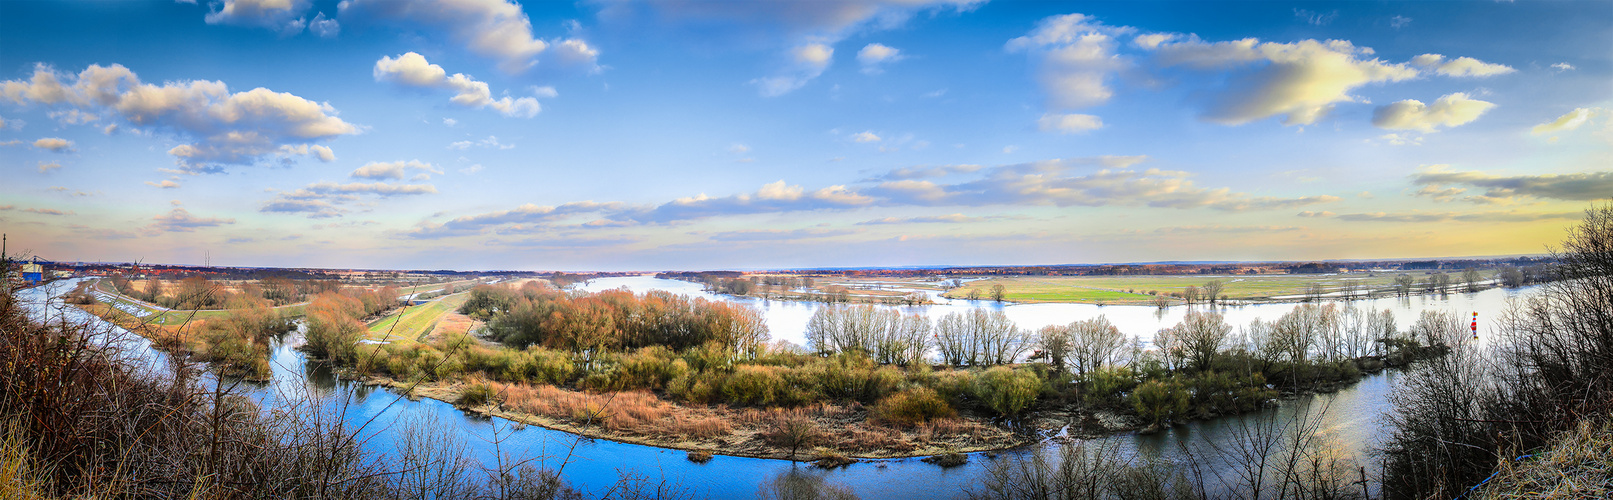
[[1131, 379, 1189, 427], [459, 382, 497, 407], [975, 366, 1040, 417], [762, 411, 822, 460], [722, 365, 788, 406], [1082, 366, 1137, 408], [927, 369, 978, 407], [871, 388, 956, 427]]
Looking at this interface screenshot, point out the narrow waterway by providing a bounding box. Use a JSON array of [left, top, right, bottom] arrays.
[[17, 277, 1537, 498]]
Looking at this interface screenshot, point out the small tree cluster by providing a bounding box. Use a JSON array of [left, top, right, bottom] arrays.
[[804, 305, 930, 365]]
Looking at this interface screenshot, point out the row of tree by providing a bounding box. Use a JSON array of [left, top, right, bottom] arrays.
[[805, 306, 1038, 367], [806, 301, 1418, 376], [465, 282, 770, 359], [108, 274, 342, 308], [303, 286, 400, 364]]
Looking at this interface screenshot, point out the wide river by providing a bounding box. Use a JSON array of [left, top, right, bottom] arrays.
[[20, 276, 1539, 498]]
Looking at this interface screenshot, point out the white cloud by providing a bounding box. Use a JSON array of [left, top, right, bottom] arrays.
[[48, 109, 97, 125], [145, 180, 181, 189], [1377, 133, 1423, 146], [448, 135, 514, 150], [529, 85, 558, 98], [728, 143, 750, 154], [374, 52, 543, 118], [37, 162, 61, 173], [33, 137, 74, 153], [146, 207, 234, 233], [1390, 15, 1411, 29], [308, 12, 340, 38], [1037, 112, 1103, 133], [1, 63, 356, 172], [1007, 13, 1132, 110], [1412, 166, 1613, 203], [754, 43, 834, 97], [551, 38, 602, 72], [373, 52, 447, 87], [274, 143, 337, 163], [398, 157, 1341, 240], [1531, 107, 1599, 136], [443, 118, 458, 126], [1293, 9, 1339, 26], [350, 160, 439, 180], [261, 179, 439, 218], [340, 0, 563, 73], [1371, 92, 1496, 132], [1550, 62, 1575, 72], [851, 131, 881, 143], [1152, 38, 1418, 125], [459, 164, 483, 175], [1410, 54, 1515, 77], [857, 43, 902, 74], [205, 0, 313, 37]]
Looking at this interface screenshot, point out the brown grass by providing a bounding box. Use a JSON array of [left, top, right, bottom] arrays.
[[1476, 419, 1613, 499], [429, 380, 1024, 461]]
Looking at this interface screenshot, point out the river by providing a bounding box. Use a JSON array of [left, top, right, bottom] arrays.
[[17, 276, 1538, 498]]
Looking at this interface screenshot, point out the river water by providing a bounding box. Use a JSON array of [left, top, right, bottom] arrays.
[[18, 277, 1539, 498]]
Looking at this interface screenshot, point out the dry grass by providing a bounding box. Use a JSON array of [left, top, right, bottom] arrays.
[[1476, 419, 1613, 499], [492, 383, 733, 438], [462, 380, 1021, 460]]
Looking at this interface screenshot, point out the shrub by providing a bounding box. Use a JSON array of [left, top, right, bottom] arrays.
[[459, 382, 497, 407], [871, 387, 956, 427], [928, 369, 978, 407], [1082, 366, 1137, 408], [975, 366, 1041, 417], [617, 346, 687, 390], [1131, 379, 1189, 427], [762, 411, 822, 460], [722, 365, 790, 407]]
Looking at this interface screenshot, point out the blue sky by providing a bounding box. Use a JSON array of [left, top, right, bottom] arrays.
[[2, 0, 1610, 271]]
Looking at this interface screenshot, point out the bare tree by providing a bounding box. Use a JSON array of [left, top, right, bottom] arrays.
[[1035, 324, 1073, 372], [1068, 316, 1126, 376], [1174, 310, 1232, 371], [1461, 267, 1482, 292], [804, 305, 930, 365], [1203, 280, 1225, 305], [1431, 271, 1452, 295], [935, 309, 1025, 366], [990, 283, 1007, 303], [1183, 285, 1200, 304], [1393, 274, 1415, 297], [1155, 325, 1186, 372]]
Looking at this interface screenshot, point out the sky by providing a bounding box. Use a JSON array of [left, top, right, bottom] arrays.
[[1, 0, 1610, 272]]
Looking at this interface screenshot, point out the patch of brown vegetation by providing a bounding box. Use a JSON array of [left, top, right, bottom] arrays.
[[358, 375, 1025, 462]]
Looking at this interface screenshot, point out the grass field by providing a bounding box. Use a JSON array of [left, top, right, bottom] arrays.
[[939, 273, 1434, 304], [366, 292, 470, 343], [395, 279, 481, 296]]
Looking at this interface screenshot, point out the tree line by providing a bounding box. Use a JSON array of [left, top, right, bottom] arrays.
[[462, 282, 770, 359]]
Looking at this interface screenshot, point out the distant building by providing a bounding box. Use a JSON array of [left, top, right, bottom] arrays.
[[21, 261, 43, 284]]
